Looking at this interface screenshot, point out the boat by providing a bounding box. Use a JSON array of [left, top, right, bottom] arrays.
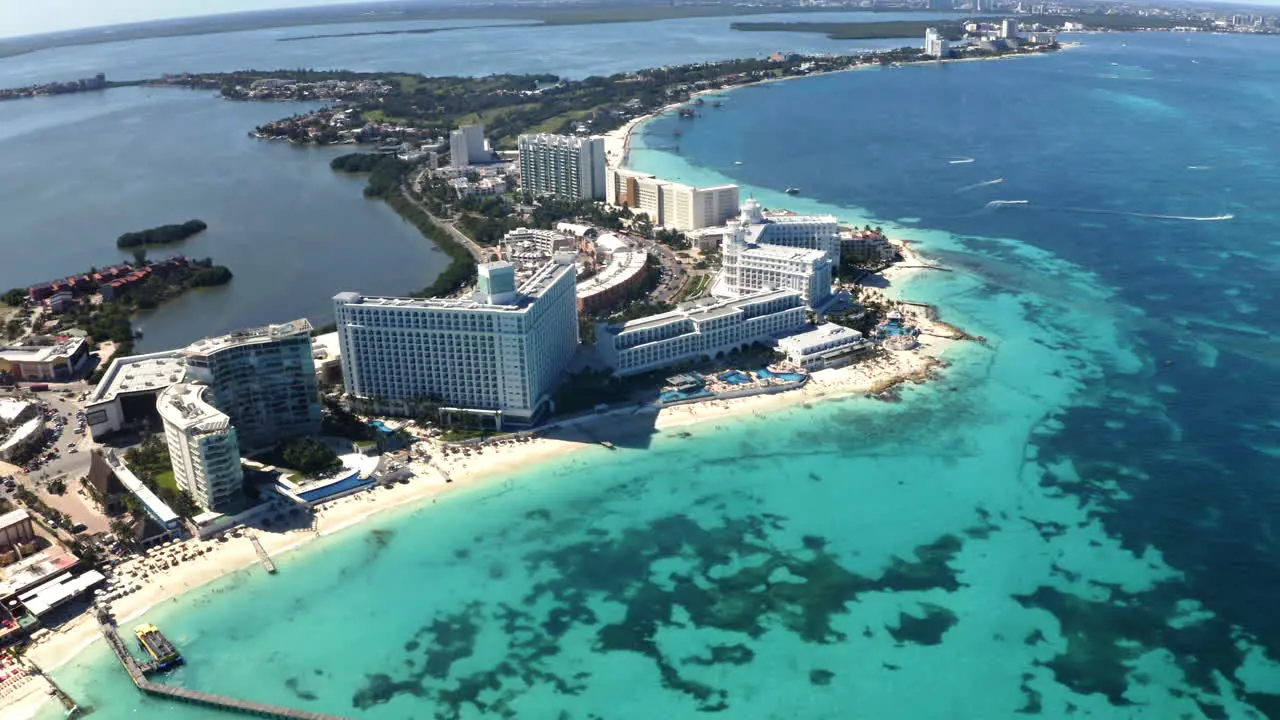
[[785, 187, 800, 195], [135, 623, 183, 670], [712, 100, 724, 108], [734, 161, 743, 165]]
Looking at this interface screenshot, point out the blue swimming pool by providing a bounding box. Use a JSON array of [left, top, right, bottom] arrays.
[[718, 370, 753, 385], [660, 389, 715, 404], [294, 471, 373, 503], [369, 420, 394, 433], [756, 368, 808, 382]]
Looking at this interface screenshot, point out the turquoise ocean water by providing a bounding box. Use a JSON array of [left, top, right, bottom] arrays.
[[39, 32, 1280, 719]]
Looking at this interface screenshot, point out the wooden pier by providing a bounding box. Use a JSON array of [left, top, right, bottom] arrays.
[[95, 609, 352, 720], [249, 534, 276, 574]]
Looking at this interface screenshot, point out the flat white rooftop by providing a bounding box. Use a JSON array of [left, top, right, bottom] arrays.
[[0, 400, 31, 425], [19, 569, 105, 616], [605, 288, 800, 335], [87, 351, 186, 406], [776, 322, 864, 348], [0, 418, 42, 455], [0, 508, 31, 531], [336, 256, 574, 313], [742, 243, 828, 262], [185, 318, 313, 357], [158, 383, 230, 434], [0, 337, 86, 364]]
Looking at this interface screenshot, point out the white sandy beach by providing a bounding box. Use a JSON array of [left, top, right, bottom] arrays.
[[6, 48, 992, 720]]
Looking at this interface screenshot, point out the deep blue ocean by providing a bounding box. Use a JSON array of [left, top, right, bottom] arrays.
[[30, 30, 1280, 720]]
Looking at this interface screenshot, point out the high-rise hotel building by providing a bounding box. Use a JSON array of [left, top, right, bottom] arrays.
[[606, 167, 739, 232], [518, 134, 607, 201], [733, 198, 841, 261], [182, 319, 322, 450], [333, 256, 579, 427], [158, 382, 244, 512]]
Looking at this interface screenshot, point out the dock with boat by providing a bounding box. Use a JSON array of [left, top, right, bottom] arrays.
[[95, 608, 352, 720]]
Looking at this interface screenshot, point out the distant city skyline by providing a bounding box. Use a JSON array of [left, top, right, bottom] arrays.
[[2, 0, 1280, 41], [0, 0, 373, 39]]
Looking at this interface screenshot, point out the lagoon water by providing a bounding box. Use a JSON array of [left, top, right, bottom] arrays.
[[29, 29, 1280, 720], [0, 11, 944, 351]]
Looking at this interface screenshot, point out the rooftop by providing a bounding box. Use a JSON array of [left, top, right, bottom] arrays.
[[312, 332, 341, 362], [606, 288, 800, 335], [0, 509, 31, 531], [107, 452, 180, 527], [742, 243, 829, 263], [0, 549, 79, 599], [0, 400, 31, 425], [335, 255, 575, 313], [775, 322, 864, 349], [0, 337, 86, 364], [183, 318, 313, 357], [0, 418, 43, 455], [157, 383, 231, 434], [577, 250, 648, 298], [18, 570, 105, 616], [86, 351, 186, 406]]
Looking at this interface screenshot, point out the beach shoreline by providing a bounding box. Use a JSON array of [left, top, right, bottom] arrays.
[[10, 42, 1005, 718], [603, 42, 1080, 172], [19, 241, 961, 694]]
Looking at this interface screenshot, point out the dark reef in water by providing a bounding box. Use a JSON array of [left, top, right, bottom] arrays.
[[351, 510, 966, 715], [887, 603, 958, 646]]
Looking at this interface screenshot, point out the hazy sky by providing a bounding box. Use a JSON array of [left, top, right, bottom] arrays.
[[0, 0, 372, 39]]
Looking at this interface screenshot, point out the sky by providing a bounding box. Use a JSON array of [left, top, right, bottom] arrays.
[[0, 0, 373, 39]]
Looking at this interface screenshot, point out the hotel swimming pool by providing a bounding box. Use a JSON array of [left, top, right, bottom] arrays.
[[756, 367, 807, 382], [293, 471, 374, 504], [718, 370, 753, 385]]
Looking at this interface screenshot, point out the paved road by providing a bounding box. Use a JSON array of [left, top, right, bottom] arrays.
[[642, 239, 688, 305], [404, 171, 491, 264]]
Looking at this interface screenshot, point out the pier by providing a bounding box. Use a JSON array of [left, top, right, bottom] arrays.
[[249, 533, 276, 573], [95, 609, 352, 720]]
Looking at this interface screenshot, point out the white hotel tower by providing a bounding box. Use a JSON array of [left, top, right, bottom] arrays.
[[158, 382, 244, 512], [734, 198, 841, 261], [333, 256, 579, 427], [518, 133, 607, 201]]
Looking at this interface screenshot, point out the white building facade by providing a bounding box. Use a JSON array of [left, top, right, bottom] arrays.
[[450, 124, 489, 167], [721, 232, 833, 310], [518, 134, 607, 200], [333, 256, 579, 426], [925, 28, 951, 58], [182, 320, 322, 450], [158, 383, 244, 512], [774, 323, 872, 370], [734, 198, 841, 261], [597, 289, 806, 376]]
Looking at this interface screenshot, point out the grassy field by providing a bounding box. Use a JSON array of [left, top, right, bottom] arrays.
[[154, 470, 178, 494]]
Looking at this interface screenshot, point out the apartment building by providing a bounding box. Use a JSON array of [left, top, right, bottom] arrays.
[[182, 320, 322, 450], [518, 134, 606, 200], [158, 383, 245, 512]]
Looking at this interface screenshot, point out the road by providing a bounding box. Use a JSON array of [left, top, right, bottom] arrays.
[[641, 239, 688, 305], [405, 170, 491, 264]]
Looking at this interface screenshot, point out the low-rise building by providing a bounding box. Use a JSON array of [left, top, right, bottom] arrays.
[[0, 510, 35, 554], [597, 289, 807, 376], [840, 230, 897, 263], [84, 351, 188, 440], [774, 323, 872, 370], [0, 337, 90, 381], [0, 417, 45, 462], [0, 400, 36, 429], [577, 249, 649, 314], [502, 228, 571, 266]]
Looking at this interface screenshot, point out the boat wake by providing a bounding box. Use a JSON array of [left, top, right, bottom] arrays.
[[957, 178, 1004, 193], [1067, 207, 1234, 222], [1187, 165, 1210, 170], [984, 199, 1030, 208], [949, 157, 976, 164]]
